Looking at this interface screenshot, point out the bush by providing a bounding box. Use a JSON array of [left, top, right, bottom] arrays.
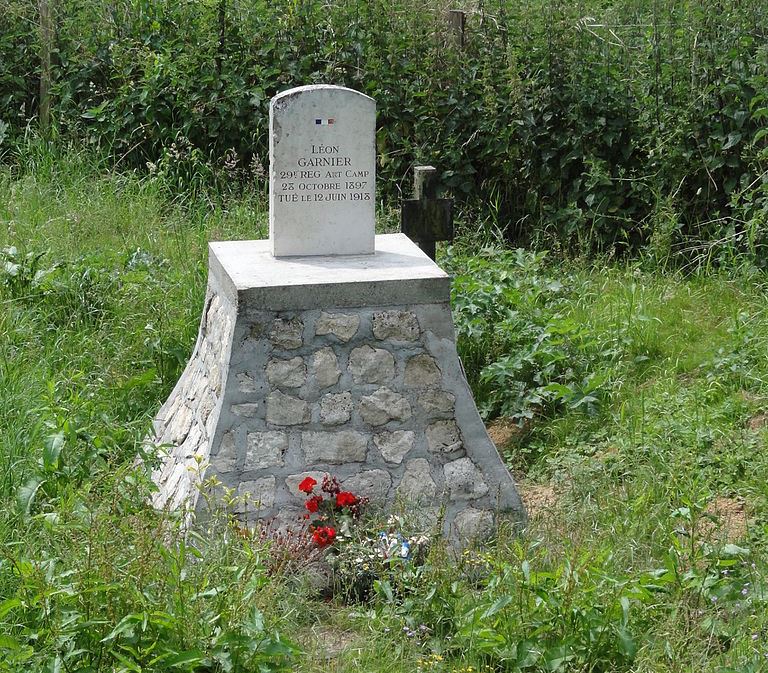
[[446, 246, 608, 424], [2, 0, 768, 258]]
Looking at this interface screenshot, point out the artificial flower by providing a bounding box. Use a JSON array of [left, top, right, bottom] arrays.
[[312, 526, 336, 547], [335, 491, 357, 508], [298, 476, 317, 494], [305, 495, 323, 513]]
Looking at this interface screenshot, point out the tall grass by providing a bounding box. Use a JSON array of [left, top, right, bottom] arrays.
[[2, 0, 767, 256], [2, 147, 768, 670]]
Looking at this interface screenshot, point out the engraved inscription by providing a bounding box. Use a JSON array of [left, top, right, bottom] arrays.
[[277, 144, 372, 204], [269, 84, 376, 256]]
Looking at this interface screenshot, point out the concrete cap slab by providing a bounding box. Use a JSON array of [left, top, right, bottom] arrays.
[[209, 233, 450, 311]]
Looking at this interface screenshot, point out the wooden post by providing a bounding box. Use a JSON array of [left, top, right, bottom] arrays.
[[39, 0, 52, 133], [447, 9, 466, 48], [216, 0, 227, 77], [414, 165, 439, 201]]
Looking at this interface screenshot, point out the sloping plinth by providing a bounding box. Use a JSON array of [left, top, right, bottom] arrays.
[[150, 234, 525, 541]]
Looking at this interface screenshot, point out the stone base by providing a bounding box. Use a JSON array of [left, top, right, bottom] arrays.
[[150, 234, 525, 541]]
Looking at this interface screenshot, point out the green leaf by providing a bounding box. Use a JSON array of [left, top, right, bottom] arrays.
[[620, 596, 631, 623], [166, 650, 205, 667], [721, 544, 750, 557], [544, 644, 570, 671], [102, 613, 146, 643], [0, 634, 22, 650], [617, 627, 637, 658], [82, 101, 109, 120], [17, 477, 44, 516], [43, 432, 65, 472], [722, 131, 742, 150], [0, 597, 22, 620], [108, 649, 142, 672], [374, 580, 394, 602], [481, 595, 513, 619]]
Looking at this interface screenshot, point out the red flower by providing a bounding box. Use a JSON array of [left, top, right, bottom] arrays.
[[312, 526, 336, 547], [298, 476, 317, 494], [335, 491, 357, 508], [305, 495, 323, 513]]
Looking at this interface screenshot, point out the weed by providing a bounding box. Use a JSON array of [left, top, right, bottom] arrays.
[[3, 154, 768, 672]]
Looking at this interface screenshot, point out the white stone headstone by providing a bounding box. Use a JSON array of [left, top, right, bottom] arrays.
[[269, 85, 376, 257]]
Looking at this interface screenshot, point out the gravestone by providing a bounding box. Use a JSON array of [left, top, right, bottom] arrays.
[[401, 165, 454, 260], [149, 85, 525, 544], [270, 85, 375, 257]]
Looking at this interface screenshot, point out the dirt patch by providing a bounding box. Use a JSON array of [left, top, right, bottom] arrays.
[[486, 418, 524, 450], [593, 445, 620, 461], [299, 624, 361, 660], [485, 418, 559, 520], [697, 496, 749, 542], [747, 413, 768, 431], [518, 483, 558, 518]]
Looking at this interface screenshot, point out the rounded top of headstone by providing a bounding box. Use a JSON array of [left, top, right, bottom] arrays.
[[272, 84, 375, 106], [268, 84, 377, 257]]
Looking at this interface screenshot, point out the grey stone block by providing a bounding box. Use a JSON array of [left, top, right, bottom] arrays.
[[157, 394, 181, 431], [166, 403, 193, 446], [444, 458, 489, 500], [214, 431, 238, 473], [319, 392, 353, 426], [372, 310, 420, 341], [302, 430, 368, 464], [426, 419, 462, 453], [315, 312, 360, 342], [404, 354, 442, 388], [342, 469, 391, 503], [418, 389, 456, 414], [374, 430, 415, 464], [348, 345, 395, 384], [208, 235, 450, 311], [266, 356, 306, 388], [231, 403, 260, 417], [452, 507, 494, 545], [235, 476, 276, 511], [246, 431, 288, 469], [266, 390, 310, 426], [269, 318, 303, 349], [199, 392, 216, 424], [397, 459, 437, 501], [312, 347, 341, 389], [359, 388, 412, 426], [187, 369, 210, 401]]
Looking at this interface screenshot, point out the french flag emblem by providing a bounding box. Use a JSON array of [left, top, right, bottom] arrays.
[[314, 118, 335, 125]]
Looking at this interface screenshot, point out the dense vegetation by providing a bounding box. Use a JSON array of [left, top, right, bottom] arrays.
[[2, 0, 768, 670], [2, 0, 767, 257], [2, 150, 768, 671]]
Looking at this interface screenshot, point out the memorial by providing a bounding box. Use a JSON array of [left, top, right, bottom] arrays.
[[270, 85, 375, 257], [149, 85, 525, 542]]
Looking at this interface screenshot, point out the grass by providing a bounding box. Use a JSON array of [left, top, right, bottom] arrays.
[[1, 148, 768, 672]]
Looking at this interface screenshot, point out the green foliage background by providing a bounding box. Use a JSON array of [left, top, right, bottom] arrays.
[[1, 0, 767, 257], [3, 159, 768, 669], [3, 3, 768, 670]]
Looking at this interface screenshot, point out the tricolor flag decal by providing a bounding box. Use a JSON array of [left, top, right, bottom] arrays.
[[314, 117, 335, 125]]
